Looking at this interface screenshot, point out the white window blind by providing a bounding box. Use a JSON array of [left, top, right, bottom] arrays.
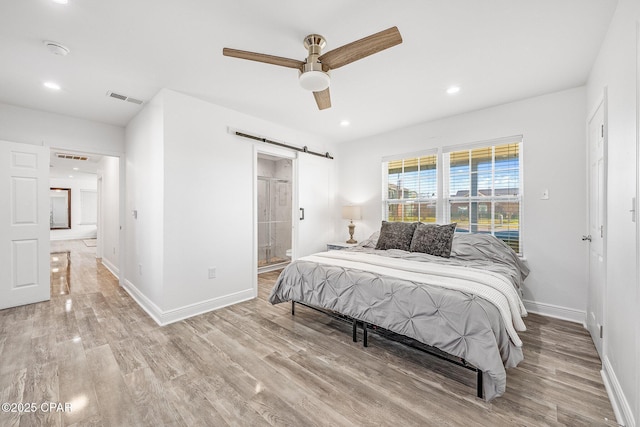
[[444, 140, 522, 253], [80, 190, 97, 225], [382, 137, 523, 254], [383, 153, 438, 223]]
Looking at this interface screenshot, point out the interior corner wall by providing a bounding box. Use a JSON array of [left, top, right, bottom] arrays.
[[49, 176, 98, 240], [124, 93, 165, 313], [97, 156, 120, 276], [335, 87, 587, 321], [586, 0, 640, 424], [159, 89, 335, 318]]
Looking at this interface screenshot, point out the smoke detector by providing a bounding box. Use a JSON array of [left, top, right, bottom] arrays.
[[44, 40, 70, 56]]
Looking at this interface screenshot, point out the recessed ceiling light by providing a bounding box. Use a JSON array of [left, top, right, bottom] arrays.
[[52, 0, 69, 4], [340, 120, 350, 127], [68, 175, 73, 178], [446, 86, 461, 95], [43, 81, 61, 90]]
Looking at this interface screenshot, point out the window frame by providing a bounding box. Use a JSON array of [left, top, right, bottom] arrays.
[[382, 136, 524, 255], [381, 149, 439, 224]]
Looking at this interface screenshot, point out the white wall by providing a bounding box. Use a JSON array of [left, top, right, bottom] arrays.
[[586, 0, 640, 424], [124, 89, 336, 323], [335, 87, 587, 322], [97, 156, 120, 277], [124, 93, 165, 311], [49, 176, 98, 240], [0, 103, 124, 155]]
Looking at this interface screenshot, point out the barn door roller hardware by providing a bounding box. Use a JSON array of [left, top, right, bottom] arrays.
[[235, 131, 333, 160]]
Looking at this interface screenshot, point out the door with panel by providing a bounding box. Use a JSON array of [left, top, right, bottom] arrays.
[[0, 141, 50, 309], [586, 102, 606, 358]]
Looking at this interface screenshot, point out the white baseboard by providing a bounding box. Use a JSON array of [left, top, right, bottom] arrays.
[[50, 231, 98, 241], [121, 279, 254, 326], [602, 356, 635, 427], [122, 279, 164, 325], [522, 299, 585, 324], [101, 258, 119, 279]]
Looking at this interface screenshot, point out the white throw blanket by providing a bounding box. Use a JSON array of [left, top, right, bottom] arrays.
[[301, 251, 527, 347]]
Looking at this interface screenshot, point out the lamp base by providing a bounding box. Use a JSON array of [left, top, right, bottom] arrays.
[[346, 221, 357, 244]]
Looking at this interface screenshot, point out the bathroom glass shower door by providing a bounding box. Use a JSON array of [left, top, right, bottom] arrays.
[[257, 177, 292, 271]]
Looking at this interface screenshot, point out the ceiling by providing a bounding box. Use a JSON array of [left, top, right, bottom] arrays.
[[49, 148, 101, 180], [0, 0, 618, 143]]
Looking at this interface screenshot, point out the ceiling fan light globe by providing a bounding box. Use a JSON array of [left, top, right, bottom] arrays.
[[299, 71, 330, 92]]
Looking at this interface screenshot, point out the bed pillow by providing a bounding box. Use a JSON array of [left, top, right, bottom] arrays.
[[409, 223, 457, 258], [450, 233, 530, 285], [375, 221, 417, 251], [359, 231, 381, 248]]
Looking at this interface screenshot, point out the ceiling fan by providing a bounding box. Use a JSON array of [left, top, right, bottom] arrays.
[[222, 26, 402, 110]]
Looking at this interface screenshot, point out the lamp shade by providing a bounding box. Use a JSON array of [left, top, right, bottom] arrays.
[[342, 205, 362, 220]]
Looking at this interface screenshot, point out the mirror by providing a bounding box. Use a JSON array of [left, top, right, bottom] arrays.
[[50, 188, 71, 229]]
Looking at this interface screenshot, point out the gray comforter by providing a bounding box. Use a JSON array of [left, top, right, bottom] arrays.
[[268, 234, 528, 401]]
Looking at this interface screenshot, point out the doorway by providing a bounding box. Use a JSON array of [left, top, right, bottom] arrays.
[[49, 148, 122, 280], [257, 154, 292, 273]]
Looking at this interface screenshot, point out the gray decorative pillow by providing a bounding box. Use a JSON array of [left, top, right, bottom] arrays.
[[409, 223, 457, 258], [375, 221, 417, 251]]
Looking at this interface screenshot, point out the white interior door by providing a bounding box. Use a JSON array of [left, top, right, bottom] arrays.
[[586, 102, 606, 358], [296, 153, 334, 257], [0, 141, 50, 309]]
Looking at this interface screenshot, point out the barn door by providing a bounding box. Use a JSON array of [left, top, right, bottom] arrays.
[[296, 153, 334, 257]]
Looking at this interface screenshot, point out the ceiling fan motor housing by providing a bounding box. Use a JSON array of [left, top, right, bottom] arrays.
[[299, 34, 330, 91]]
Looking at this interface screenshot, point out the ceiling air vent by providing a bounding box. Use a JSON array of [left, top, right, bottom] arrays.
[[107, 91, 144, 105], [56, 153, 89, 161]]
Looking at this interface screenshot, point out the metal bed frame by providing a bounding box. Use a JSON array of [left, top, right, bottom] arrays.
[[291, 300, 484, 399]]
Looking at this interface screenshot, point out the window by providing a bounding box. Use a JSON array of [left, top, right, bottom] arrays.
[[444, 142, 521, 253], [80, 190, 97, 225], [382, 137, 523, 254], [383, 153, 437, 223]]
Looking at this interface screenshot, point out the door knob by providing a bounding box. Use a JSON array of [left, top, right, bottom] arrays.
[[582, 235, 592, 242]]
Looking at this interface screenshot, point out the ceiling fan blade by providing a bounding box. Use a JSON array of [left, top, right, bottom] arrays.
[[223, 48, 305, 70], [319, 26, 402, 70], [313, 88, 331, 110]]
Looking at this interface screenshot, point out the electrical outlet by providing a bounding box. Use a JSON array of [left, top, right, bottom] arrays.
[[208, 267, 216, 279]]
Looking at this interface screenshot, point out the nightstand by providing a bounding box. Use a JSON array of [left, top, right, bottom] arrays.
[[327, 242, 358, 251]]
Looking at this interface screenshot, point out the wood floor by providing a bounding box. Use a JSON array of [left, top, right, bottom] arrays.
[[0, 240, 618, 426]]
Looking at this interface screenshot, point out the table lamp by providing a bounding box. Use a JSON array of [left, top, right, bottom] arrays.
[[342, 205, 362, 244]]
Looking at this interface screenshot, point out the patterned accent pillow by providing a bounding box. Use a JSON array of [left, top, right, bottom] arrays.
[[409, 223, 457, 258], [375, 221, 418, 251]]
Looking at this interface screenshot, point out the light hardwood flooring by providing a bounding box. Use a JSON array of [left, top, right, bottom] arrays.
[[0, 240, 618, 426]]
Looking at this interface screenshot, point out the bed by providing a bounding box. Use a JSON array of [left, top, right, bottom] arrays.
[[268, 222, 529, 401]]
